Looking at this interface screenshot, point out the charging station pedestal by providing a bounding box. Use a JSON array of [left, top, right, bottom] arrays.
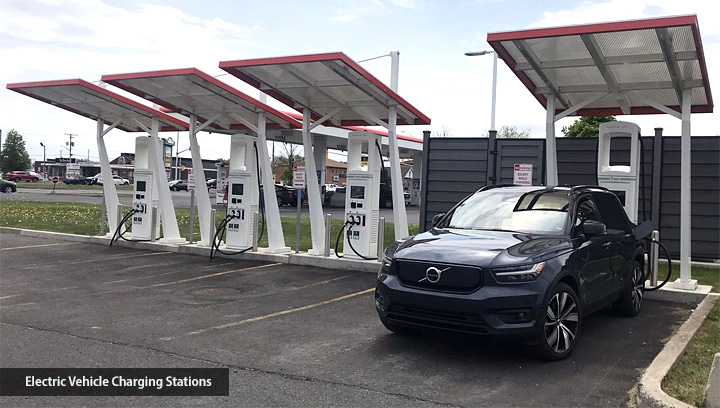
[[343, 132, 381, 259], [597, 121, 641, 224], [132, 136, 161, 240], [223, 135, 259, 250]]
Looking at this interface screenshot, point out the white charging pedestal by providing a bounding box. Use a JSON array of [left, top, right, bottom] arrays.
[[223, 135, 259, 250], [597, 121, 641, 224], [131, 136, 161, 240], [343, 131, 381, 259]]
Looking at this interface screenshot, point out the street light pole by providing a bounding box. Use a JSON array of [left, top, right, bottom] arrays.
[[465, 50, 498, 131], [40, 142, 46, 179]]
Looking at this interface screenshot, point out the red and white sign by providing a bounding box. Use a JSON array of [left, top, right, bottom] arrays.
[[513, 163, 533, 186], [187, 168, 195, 190], [293, 166, 306, 188], [51, 176, 60, 184]]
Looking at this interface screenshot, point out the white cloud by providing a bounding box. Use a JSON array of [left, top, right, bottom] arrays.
[[328, 0, 414, 23]]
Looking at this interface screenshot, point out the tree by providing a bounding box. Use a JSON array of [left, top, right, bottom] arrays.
[[431, 125, 453, 138], [0, 129, 32, 173], [496, 125, 530, 139], [273, 143, 303, 169], [561, 116, 616, 138]]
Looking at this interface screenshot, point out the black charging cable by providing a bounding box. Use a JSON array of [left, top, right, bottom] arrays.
[[209, 142, 266, 259]]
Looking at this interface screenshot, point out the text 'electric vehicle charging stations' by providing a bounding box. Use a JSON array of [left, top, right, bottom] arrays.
[[336, 131, 382, 260], [111, 136, 161, 244], [211, 134, 263, 258]]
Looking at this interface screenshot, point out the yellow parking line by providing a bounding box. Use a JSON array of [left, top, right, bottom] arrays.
[[139, 263, 283, 289], [160, 287, 374, 341], [1, 242, 74, 251], [18, 251, 172, 270], [0, 286, 80, 300]]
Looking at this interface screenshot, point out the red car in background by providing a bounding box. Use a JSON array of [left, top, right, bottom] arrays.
[[4, 171, 39, 182]]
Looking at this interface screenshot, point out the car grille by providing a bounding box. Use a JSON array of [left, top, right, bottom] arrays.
[[396, 261, 483, 293], [387, 305, 488, 334]]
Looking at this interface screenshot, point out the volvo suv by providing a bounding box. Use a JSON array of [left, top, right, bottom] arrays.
[[376, 185, 645, 360]]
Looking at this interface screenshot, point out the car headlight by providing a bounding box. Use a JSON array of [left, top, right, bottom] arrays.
[[492, 262, 545, 283], [378, 242, 400, 278]]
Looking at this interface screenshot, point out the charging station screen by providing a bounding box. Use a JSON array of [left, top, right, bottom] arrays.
[[350, 186, 365, 199], [232, 184, 244, 196], [136, 181, 146, 192]]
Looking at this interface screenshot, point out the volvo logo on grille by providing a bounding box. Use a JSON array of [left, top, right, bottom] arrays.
[[419, 266, 450, 283]]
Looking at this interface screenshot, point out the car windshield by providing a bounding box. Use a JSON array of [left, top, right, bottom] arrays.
[[441, 188, 569, 235]]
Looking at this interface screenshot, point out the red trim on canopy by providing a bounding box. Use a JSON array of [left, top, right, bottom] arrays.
[[219, 52, 431, 126]]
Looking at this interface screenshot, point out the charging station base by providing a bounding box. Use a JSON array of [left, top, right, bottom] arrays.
[[159, 237, 188, 245], [673, 278, 699, 291], [264, 246, 292, 254], [306, 248, 325, 256]]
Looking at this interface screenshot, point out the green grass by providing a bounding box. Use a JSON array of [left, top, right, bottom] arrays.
[[0, 201, 419, 252], [656, 263, 719, 293], [663, 299, 720, 406], [16, 181, 133, 191]]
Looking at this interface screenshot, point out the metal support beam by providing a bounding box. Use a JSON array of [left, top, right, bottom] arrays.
[[188, 114, 212, 246], [349, 107, 389, 128], [581, 34, 631, 114], [535, 79, 704, 95], [545, 94, 558, 186], [513, 40, 569, 109], [195, 112, 223, 133], [656, 28, 685, 106], [228, 112, 259, 134], [651, 128, 663, 231], [308, 108, 343, 131], [514, 51, 698, 71], [257, 111, 290, 253], [149, 117, 185, 244], [674, 88, 696, 290], [96, 119, 120, 236], [388, 50, 408, 239], [554, 92, 610, 122], [131, 118, 151, 135], [302, 110, 326, 255], [625, 91, 682, 119]]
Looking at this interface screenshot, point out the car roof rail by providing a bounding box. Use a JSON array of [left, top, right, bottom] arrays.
[[569, 185, 610, 193]]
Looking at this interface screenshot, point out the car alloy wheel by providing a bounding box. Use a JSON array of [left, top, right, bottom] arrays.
[[277, 196, 283, 206], [544, 291, 579, 354], [4, 186, 12, 193], [631, 265, 644, 311]]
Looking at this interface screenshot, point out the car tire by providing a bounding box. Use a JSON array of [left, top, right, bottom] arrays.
[[277, 197, 283, 207], [171, 186, 177, 191], [379, 315, 420, 336], [124, 181, 129, 186], [4, 186, 12, 193], [384, 198, 393, 209], [532, 282, 582, 361], [613, 260, 644, 317], [14, 178, 21, 182], [32, 178, 38, 182]]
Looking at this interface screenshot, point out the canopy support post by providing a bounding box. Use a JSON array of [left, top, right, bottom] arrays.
[[674, 88, 696, 290], [302, 110, 326, 255], [188, 114, 212, 247], [96, 119, 120, 236], [545, 94, 558, 186]]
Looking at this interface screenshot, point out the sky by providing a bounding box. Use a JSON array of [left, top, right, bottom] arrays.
[[1, 0, 718, 165]]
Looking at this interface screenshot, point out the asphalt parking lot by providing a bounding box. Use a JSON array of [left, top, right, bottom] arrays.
[[0, 232, 692, 407]]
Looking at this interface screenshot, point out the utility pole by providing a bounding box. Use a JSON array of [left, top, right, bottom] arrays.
[[65, 133, 76, 162]]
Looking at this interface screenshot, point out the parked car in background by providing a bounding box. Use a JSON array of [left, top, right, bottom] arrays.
[[377, 185, 646, 361], [4, 171, 39, 182], [63, 176, 88, 185], [379, 183, 411, 208], [169, 179, 188, 191], [97, 175, 130, 186], [325, 184, 338, 192], [0, 179, 17, 193], [272, 184, 298, 206]]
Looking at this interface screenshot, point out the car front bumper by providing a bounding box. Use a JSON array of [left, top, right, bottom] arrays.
[[375, 273, 548, 340]]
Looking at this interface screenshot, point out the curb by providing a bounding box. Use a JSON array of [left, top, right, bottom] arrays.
[[638, 293, 719, 408], [1, 227, 382, 273]]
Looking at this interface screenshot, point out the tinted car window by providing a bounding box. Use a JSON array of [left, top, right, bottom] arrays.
[[442, 189, 568, 234], [592, 192, 632, 233]]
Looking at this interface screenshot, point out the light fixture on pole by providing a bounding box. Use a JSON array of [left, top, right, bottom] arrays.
[[40, 142, 46, 179], [465, 50, 498, 131]]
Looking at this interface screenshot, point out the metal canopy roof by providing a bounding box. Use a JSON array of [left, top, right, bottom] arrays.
[[487, 15, 713, 116], [101, 68, 301, 132], [219, 52, 431, 126], [6, 79, 188, 132]]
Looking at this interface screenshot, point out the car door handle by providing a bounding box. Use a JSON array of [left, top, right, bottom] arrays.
[[602, 242, 613, 248]]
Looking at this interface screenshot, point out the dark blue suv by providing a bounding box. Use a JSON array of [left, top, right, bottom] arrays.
[[376, 185, 645, 360]]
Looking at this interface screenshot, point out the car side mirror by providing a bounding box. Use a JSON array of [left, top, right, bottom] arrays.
[[583, 220, 607, 236], [432, 213, 445, 227]]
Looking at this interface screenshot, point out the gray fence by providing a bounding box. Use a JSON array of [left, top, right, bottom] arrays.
[[419, 133, 720, 261]]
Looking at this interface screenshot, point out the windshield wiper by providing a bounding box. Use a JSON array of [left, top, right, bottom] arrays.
[[473, 228, 524, 233]]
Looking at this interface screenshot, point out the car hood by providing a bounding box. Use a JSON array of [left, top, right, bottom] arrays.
[[393, 228, 574, 268]]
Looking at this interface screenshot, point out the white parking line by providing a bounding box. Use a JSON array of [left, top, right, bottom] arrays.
[[1, 242, 74, 251]]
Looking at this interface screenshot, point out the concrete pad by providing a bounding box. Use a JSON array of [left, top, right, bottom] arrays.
[[644, 281, 713, 304], [289, 252, 381, 273]]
